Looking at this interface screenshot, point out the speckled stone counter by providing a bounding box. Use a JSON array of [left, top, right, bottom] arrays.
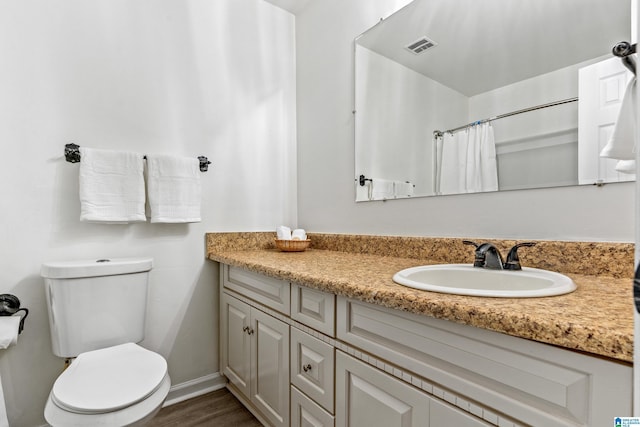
[[206, 232, 634, 363]]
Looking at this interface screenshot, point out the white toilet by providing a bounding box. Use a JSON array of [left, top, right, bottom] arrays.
[[40, 257, 171, 427]]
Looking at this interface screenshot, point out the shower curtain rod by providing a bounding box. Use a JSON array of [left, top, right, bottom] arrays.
[[433, 97, 578, 138]]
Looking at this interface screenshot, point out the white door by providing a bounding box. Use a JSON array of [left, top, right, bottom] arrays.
[[634, 0, 640, 416], [578, 56, 635, 184]]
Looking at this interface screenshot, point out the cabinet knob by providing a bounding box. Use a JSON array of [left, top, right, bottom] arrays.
[[247, 328, 255, 335], [243, 326, 250, 333], [302, 364, 312, 372]]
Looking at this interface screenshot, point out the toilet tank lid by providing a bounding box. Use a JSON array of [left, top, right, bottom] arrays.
[[41, 257, 153, 279]]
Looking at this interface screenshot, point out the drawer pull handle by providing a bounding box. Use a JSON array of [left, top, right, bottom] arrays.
[[302, 364, 312, 372]]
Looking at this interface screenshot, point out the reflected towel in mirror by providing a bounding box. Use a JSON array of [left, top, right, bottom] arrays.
[[600, 78, 637, 169], [369, 178, 395, 200], [394, 181, 414, 198]]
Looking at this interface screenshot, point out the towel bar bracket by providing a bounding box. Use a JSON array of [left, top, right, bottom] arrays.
[[63, 143, 211, 172], [197, 156, 212, 172], [612, 41, 637, 76], [64, 143, 81, 163], [358, 174, 372, 186]]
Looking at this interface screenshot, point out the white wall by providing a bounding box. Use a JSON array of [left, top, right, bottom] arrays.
[[296, 0, 634, 242], [355, 46, 467, 198], [0, 1, 296, 426]]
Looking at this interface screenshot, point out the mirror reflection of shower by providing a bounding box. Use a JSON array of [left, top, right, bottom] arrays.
[[354, 0, 633, 202]]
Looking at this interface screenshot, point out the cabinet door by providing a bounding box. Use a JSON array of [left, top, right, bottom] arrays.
[[335, 351, 430, 427], [252, 308, 290, 427], [221, 293, 251, 398], [291, 386, 335, 427]]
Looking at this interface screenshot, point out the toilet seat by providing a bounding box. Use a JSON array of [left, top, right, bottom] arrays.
[[51, 343, 167, 414]]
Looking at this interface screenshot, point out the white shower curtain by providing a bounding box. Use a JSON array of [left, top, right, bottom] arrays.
[[435, 122, 498, 195]]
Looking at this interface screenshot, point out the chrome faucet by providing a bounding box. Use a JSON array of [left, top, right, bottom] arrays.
[[463, 240, 536, 270]]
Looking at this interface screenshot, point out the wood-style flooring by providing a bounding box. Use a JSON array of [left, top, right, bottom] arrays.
[[150, 388, 262, 427]]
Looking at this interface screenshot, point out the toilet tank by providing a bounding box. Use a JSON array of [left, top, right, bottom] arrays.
[[41, 257, 153, 358]]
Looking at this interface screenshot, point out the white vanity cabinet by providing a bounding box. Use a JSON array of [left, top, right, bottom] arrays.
[[221, 265, 336, 427], [220, 266, 292, 427], [219, 264, 632, 427], [221, 292, 290, 427]]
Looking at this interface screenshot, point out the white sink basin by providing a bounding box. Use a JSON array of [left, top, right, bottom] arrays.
[[392, 264, 576, 298]]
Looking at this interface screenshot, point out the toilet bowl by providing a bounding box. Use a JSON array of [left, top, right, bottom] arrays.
[[44, 343, 170, 427], [41, 258, 170, 426]]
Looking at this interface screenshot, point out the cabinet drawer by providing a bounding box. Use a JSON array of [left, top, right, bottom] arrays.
[[291, 327, 335, 413], [291, 283, 335, 336], [291, 386, 334, 427], [223, 265, 290, 315]]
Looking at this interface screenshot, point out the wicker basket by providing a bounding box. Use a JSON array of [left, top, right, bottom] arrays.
[[275, 238, 311, 252]]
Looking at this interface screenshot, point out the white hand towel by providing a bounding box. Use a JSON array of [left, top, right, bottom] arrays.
[[615, 159, 636, 174], [146, 154, 202, 223], [79, 148, 146, 223], [291, 229, 307, 240], [369, 178, 395, 200], [277, 226, 292, 240], [394, 181, 414, 198], [600, 78, 637, 160], [438, 131, 468, 195], [478, 123, 499, 192], [0, 317, 20, 349]]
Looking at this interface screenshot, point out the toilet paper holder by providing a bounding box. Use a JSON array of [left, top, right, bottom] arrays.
[[0, 294, 28, 334]]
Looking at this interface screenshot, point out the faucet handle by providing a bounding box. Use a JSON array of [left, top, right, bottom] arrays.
[[462, 240, 480, 248], [463, 240, 482, 266], [504, 242, 536, 270]]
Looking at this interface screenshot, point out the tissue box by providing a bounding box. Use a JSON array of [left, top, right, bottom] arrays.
[[275, 239, 311, 252]]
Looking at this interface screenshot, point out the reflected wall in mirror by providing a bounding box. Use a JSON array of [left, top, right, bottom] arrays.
[[355, 0, 634, 202]]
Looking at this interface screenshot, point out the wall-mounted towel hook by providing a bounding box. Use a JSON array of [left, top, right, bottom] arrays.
[[64, 143, 212, 172]]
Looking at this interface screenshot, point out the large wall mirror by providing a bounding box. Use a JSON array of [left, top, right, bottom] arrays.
[[355, 0, 634, 202]]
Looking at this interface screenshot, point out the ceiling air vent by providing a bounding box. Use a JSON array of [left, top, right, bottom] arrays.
[[405, 36, 437, 55]]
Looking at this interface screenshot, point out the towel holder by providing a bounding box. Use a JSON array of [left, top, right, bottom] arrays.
[[357, 175, 415, 188], [0, 294, 28, 334], [358, 174, 372, 186], [64, 143, 212, 172], [612, 41, 637, 76]]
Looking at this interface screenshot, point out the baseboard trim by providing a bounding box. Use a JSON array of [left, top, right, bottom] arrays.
[[163, 372, 227, 407]]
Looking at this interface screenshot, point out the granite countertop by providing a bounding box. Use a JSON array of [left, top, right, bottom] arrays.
[[207, 232, 634, 363]]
